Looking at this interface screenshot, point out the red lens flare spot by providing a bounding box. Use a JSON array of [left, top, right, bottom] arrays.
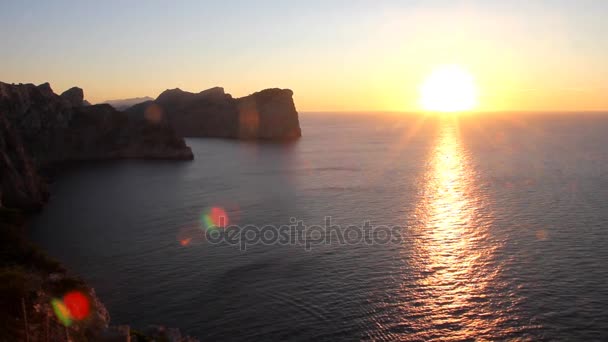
[[177, 226, 203, 246], [63, 291, 90, 320], [209, 207, 229, 228]]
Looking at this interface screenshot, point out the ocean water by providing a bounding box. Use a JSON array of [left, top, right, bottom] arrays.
[[30, 112, 608, 341]]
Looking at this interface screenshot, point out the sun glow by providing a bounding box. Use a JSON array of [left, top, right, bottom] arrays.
[[419, 65, 478, 112]]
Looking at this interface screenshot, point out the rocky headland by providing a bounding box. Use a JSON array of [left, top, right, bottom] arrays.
[[127, 87, 301, 140], [0, 113, 48, 211], [0, 82, 199, 341], [0, 116, 112, 340], [0, 82, 194, 167], [0, 81, 302, 341]]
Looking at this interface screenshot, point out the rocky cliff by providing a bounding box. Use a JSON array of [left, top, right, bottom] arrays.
[[0, 112, 48, 211], [236, 88, 302, 139], [0, 82, 198, 340], [0, 119, 108, 340], [60, 86, 85, 107], [0, 82, 193, 166], [127, 87, 301, 140]]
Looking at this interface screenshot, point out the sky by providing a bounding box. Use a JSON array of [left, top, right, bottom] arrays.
[[1, 0, 606, 111]]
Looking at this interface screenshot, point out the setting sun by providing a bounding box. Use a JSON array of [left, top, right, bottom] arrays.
[[419, 65, 478, 113]]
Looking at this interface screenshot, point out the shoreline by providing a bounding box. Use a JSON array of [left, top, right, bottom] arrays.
[[1, 80, 302, 341], [1, 204, 198, 341]]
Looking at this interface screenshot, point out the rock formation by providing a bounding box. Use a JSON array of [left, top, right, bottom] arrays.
[[0, 81, 300, 341], [60, 87, 85, 107], [0, 82, 193, 166], [0, 112, 48, 211], [0, 82, 198, 340], [237, 88, 302, 140], [127, 87, 301, 140]]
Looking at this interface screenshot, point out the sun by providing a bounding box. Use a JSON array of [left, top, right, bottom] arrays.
[[419, 65, 478, 113]]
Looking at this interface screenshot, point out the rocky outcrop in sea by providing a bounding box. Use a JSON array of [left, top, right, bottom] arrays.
[[127, 87, 301, 140], [0, 82, 194, 167]]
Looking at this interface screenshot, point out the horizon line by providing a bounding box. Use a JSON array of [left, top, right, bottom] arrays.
[[299, 110, 608, 114]]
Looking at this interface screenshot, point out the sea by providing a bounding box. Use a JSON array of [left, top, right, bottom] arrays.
[[30, 112, 608, 341]]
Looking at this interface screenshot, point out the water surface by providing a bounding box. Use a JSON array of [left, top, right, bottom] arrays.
[[31, 112, 608, 340]]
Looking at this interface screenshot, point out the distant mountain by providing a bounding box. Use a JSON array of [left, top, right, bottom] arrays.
[[102, 96, 154, 110], [127, 87, 301, 140]]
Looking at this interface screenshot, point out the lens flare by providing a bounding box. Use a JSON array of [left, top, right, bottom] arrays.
[[51, 291, 91, 326], [176, 226, 204, 247], [63, 291, 90, 320], [201, 206, 229, 229], [51, 298, 72, 327], [144, 103, 163, 124]]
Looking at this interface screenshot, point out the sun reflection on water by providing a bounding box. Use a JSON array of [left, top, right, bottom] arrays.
[[402, 118, 512, 340]]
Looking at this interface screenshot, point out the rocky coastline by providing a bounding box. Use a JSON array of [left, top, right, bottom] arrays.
[[127, 87, 301, 140], [1, 81, 302, 341], [0, 83, 190, 339]]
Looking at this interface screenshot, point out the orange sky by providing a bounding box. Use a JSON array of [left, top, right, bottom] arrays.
[[1, 1, 606, 111]]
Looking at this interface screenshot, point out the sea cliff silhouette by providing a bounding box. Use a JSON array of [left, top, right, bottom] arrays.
[[0, 82, 194, 167], [0, 82, 199, 340], [0, 80, 302, 341], [127, 87, 302, 140]]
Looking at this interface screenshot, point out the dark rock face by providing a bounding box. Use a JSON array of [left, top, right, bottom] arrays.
[[60, 87, 84, 107], [0, 82, 197, 340], [67, 104, 194, 161], [0, 82, 193, 167], [0, 112, 48, 211], [127, 87, 301, 140], [237, 88, 301, 140], [148, 87, 240, 138]]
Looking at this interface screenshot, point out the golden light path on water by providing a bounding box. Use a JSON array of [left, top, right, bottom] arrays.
[[401, 117, 514, 340]]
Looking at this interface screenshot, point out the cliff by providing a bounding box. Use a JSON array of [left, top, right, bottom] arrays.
[[0, 82, 193, 166], [60, 87, 85, 107], [236, 88, 301, 139], [0, 82, 196, 340], [0, 104, 109, 340], [0, 113, 48, 211], [0, 151, 108, 340], [127, 87, 301, 140]]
